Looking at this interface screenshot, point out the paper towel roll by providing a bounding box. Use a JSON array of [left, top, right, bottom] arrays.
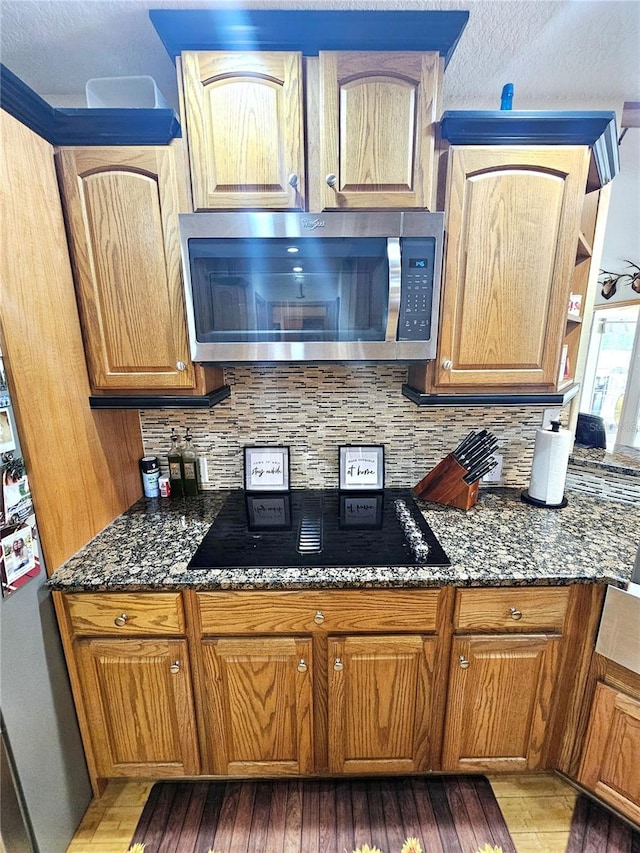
[[528, 425, 572, 505]]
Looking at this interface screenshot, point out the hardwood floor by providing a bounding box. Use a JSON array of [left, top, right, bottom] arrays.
[[66, 773, 577, 853]]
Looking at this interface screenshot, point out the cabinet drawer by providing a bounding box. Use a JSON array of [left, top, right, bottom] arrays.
[[196, 589, 440, 635], [453, 587, 569, 632], [64, 592, 186, 636]]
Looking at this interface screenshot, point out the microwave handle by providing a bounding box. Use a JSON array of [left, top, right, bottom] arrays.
[[385, 238, 401, 341]]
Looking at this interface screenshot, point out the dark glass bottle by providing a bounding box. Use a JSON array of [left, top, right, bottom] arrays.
[[181, 428, 200, 497], [167, 428, 184, 498]]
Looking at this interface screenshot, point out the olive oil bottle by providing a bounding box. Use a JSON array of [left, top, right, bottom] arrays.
[[167, 428, 184, 498], [181, 428, 200, 497]]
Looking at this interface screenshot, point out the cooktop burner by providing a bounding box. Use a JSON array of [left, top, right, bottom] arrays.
[[188, 489, 450, 570]]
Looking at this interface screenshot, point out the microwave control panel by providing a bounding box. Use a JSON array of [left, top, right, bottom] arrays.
[[397, 237, 437, 341]]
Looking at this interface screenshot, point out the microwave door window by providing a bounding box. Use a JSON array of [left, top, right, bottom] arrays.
[[188, 237, 389, 343]]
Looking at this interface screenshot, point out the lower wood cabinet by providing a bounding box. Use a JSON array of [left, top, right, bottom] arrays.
[[328, 634, 435, 775], [75, 637, 199, 778], [578, 681, 640, 824], [442, 633, 561, 772], [55, 584, 606, 795], [199, 636, 314, 776]]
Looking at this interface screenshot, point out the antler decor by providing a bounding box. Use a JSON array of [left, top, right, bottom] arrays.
[[599, 260, 640, 300]]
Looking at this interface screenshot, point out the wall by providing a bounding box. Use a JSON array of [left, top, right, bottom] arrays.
[[140, 364, 549, 490], [595, 127, 640, 307]]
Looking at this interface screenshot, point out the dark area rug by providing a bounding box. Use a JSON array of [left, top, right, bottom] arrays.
[[566, 794, 640, 853], [129, 775, 516, 853]]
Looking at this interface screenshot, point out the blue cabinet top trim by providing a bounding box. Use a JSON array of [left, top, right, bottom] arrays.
[[149, 9, 469, 67], [440, 110, 619, 186], [0, 64, 56, 141], [1, 64, 181, 145], [53, 108, 181, 145], [440, 110, 617, 145]]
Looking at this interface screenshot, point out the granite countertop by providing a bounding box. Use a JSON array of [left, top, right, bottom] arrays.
[[570, 445, 640, 478], [46, 488, 640, 593]]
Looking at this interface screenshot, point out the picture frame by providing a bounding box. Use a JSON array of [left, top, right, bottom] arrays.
[[339, 493, 384, 529], [244, 446, 290, 492], [245, 494, 292, 530], [339, 445, 385, 491], [0, 408, 16, 453], [1, 516, 40, 598]]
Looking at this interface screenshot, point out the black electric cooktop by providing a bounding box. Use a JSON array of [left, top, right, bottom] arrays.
[[188, 489, 450, 570]]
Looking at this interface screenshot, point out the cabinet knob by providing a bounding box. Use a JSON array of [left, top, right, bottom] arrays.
[[176, 361, 187, 371], [442, 358, 453, 371], [169, 660, 180, 674], [333, 658, 344, 672], [288, 173, 299, 188], [313, 610, 325, 624], [458, 655, 470, 670], [297, 658, 308, 673], [509, 607, 523, 621], [114, 613, 128, 627], [326, 173, 337, 189]]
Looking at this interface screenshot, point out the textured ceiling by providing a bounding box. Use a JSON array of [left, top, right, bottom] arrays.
[[0, 0, 638, 114]]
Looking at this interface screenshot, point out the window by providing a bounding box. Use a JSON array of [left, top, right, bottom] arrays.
[[581, 304, 640, 452]]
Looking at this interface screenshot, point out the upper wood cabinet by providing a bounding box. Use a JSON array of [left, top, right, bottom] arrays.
[[180, 51, 305, 210], [56, 143, 199, 392], [312, 51, 442, 211], [179, 50, 442, 212], [410, 145, 592, 393]]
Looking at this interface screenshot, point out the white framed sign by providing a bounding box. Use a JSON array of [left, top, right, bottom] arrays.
[[244, 446, 290, 492], [339, 445, 384, 491]]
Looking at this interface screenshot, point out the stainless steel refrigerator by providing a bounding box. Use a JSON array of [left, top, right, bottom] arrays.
[[0, 354, 92, 852]]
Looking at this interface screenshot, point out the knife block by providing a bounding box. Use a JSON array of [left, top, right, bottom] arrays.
[[413, 454, 479, 510]]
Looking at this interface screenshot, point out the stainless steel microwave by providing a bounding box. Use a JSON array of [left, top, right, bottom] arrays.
[[179, 211, 444, 363]]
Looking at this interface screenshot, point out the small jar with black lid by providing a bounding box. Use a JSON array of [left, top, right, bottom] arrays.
[[139, 456, 160, 498]]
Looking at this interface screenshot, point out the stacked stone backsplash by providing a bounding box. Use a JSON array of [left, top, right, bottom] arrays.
[[140, 366, 547, 491]]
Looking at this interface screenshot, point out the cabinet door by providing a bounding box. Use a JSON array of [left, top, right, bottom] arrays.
[[181, 51, 305, 210], [328, 634, 435, 774], [57, 144, 195, 391], [578, 682, 640, 824], [433, 146, 591, 390], [318, 52, 442, 210], [442, 634, 561, 772], [75, 638, 199, 778], [200, 636, 313, 776]]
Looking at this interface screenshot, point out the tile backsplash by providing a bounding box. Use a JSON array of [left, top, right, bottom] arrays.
[[140, 365, 548, 490]]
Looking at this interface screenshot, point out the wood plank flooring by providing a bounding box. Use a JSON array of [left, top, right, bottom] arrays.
[[66, 773, 578, 853], [129, 776, 515, 853]]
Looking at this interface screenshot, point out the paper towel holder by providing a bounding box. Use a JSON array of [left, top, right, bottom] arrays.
[[520, 489, 568, 509], [520, 420, 569, 509]]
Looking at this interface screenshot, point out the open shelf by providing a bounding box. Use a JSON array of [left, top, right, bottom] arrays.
[[576, 230, 593, 262]]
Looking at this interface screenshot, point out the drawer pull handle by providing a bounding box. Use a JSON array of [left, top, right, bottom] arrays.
[[326, 173, 337, 188], [314, 610, 325, 625], [169, 661, 180, 674], [297, 659, 308, 673], [459, 655, 470, 670], [333, 658, 344, 672], [288, 173, 299, 189], [114, 613, 128, 627], [509, 607, 523, 621]]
